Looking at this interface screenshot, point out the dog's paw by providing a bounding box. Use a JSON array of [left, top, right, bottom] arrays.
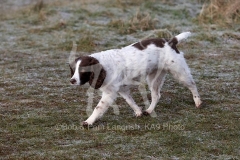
[[135, 110, 142, 117], [82, 121, 88, 126], [142, 111, 150, 116], [82, 121, 93, 128], [195, 100, 202, 108], [194, 96, 202, 108], [143, 110, 157, 117], [196, 100, 204, 108]]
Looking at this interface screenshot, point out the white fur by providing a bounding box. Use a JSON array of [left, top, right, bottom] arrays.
[[71, 60, 81, 85], [175, 32, 191, 41], [71, 32, 202, 125]]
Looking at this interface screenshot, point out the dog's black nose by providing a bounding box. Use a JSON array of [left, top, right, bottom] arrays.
[[70, 78, 77, 84]]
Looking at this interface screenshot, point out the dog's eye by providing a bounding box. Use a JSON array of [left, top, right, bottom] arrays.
[[75, 57, 81, 62]]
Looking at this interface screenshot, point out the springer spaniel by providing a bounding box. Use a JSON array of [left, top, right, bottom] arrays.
[[69, 32, 202, 126]]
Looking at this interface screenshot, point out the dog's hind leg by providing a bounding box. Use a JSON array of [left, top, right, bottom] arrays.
[[168, 59, 202, 108], [180, 76, 202, 108], [144, 70, 167, 116]]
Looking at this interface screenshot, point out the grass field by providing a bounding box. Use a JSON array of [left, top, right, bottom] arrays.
[[0, 0, 239, 159]]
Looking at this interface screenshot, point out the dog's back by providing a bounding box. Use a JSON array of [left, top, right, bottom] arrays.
[[91, 32, 191, 86]]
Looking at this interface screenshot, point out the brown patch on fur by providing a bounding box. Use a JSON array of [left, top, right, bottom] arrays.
[[78, 56, 106, 89], [168, 37, 179, 53], [132, 38, 165, 50], [133, 37, 180, 53]]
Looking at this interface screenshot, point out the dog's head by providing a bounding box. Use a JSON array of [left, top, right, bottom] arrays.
[[68, 43, 106, 89]]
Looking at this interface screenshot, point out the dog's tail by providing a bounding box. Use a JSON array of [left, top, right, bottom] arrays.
[[175, 32, 191, 42], [168, 32, 191, 53]]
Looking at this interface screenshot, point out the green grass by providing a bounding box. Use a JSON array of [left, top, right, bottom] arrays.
[[0, 0, 240, 159]]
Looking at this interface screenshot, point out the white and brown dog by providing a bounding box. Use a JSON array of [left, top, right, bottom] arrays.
[[69, 32, 202, 126]]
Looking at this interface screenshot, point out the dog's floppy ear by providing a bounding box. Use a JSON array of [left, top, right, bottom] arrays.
[[80, 56, 106, 89], [89, 61, 106, 89], [69, 64, 74, 77]]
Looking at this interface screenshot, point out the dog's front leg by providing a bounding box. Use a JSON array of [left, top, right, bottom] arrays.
[[83, 91, 117, 126]]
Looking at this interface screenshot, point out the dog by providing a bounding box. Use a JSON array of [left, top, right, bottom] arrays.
[[69, 32, 202, 126]]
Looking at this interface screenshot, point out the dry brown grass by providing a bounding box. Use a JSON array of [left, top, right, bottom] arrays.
[[198, 0, 240, 26], [108, 10, 158, 34], [33, 0, 45, 12]]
